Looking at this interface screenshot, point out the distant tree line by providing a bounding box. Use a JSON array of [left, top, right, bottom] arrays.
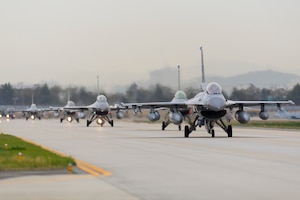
[[0, 82, 299, 106]]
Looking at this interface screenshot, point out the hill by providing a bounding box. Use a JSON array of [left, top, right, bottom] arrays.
[[110, 69, 300, 94]]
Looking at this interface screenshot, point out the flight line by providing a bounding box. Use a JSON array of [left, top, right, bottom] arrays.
[[1, 120, 300, 200], [1, 47, 296, 139]]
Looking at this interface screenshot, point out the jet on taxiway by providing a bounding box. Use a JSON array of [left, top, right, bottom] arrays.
[[51, 90, 85, 123], [121, 66, 194, 131], [121, 47, 295, 138], [63, 94, 124, 127]]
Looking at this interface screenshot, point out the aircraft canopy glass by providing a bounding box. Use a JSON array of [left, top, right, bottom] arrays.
[[67, 101, 75, 106], [97, 95, 107, 102], [206, 82, 222, 94], [174, 90, 187, 100]]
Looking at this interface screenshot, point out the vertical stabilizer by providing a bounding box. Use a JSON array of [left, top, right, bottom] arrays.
[[97, 75, 100, 96], [177, 65, 181, 91], [67, 88, 70, 101], [200, 46, 207, 91]]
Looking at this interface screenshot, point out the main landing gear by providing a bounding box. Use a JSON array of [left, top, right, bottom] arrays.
[[184, 117, 233, 138], [86, 115, 114, 127]]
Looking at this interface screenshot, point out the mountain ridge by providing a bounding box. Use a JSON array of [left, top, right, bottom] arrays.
[[111, 69, 300, 93]]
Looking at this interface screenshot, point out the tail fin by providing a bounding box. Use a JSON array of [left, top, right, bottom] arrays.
[[200, 46, 207, 91], [97, 75, 100, 96], [177, 65, 181, 91], [67, 88, 70, 101]]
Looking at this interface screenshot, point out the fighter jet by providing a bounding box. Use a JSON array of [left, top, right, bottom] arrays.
[[183, 81, 293, 137], [52, 90, 85, 123], [22, 103, 44, 120], [0, 107, 16, 119], [122, 47, 295, 138], [121, 66, 193, 131], [183, 47, 294, 137], [57, 100, 86, 123], [63, 94, 124, 127], [20, 95, 51, 120]]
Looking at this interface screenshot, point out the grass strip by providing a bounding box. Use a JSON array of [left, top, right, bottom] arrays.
[[0, 133, 76, 171], [133, 118, 300, 130], [231, 120, 300, 129]]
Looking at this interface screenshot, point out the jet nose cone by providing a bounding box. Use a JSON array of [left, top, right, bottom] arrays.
[[209, 96, 226, 111]]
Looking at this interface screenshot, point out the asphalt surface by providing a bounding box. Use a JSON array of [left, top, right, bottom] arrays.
[[0, 119, 300, 200]]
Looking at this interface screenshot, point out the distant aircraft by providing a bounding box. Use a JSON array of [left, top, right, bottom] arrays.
[[63, 94, 124, 127], [57, 100, 86, 123], [122, 66, 193, 131], [53, 90, 85, 123], [20, 94, 51, 120], [1, 107, 16, 119], [122, 47, 295, 137], [62, 78, 123, 127], [22, 103, 43, 120], [274, 107, 300, 119]]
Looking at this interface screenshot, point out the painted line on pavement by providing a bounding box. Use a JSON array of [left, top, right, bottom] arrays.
[[75, 159, 112, 177], [14, 135, 112, 177]]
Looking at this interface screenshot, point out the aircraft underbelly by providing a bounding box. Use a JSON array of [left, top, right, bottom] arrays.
[[95, 110, 109, 115], [201, 110, 226, 120]]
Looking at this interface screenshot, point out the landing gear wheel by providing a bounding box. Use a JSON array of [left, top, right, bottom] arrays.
[[162, 122, 166, 130], [60, 118, 63, 123], [111, 120, 114, 127], [184, 126, 190, 138], [87, 120, 91, 127], [178, 125, 181, 131], [227, 125, 232, 137], [211, 129, 215, 138]]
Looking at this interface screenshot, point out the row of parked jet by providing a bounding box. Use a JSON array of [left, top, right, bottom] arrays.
[[1, 47, 296, 137]]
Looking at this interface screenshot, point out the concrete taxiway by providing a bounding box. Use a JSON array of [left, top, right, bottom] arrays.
[[0, 119, 300, 200]]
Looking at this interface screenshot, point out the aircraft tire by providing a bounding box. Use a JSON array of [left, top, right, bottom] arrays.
[[211, 129, 215, 138], [87, 120, 90, 127], [162, 122, 166, 130], [111, 120, 114, 127], [184, 126, 189, 138], [227, 125, 232, 137], [178, 125, 181, 131]]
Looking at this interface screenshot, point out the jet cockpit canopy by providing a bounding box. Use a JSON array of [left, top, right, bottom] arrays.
[[97, 95, 107, 102], [174, 90, 187, 100], [206, 82, 222, 95]]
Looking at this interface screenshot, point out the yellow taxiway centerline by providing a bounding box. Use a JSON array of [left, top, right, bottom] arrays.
[[75, 159, 112, 176]]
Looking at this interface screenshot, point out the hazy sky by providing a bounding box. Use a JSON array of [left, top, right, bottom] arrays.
[[1, 0, 300, 90]]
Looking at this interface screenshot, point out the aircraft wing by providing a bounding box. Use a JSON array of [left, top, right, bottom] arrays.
[[121, 102, 187, 109], [63, 105, 121, 111], [62, 106, 90, 111], [226, 100, 294, 108]]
